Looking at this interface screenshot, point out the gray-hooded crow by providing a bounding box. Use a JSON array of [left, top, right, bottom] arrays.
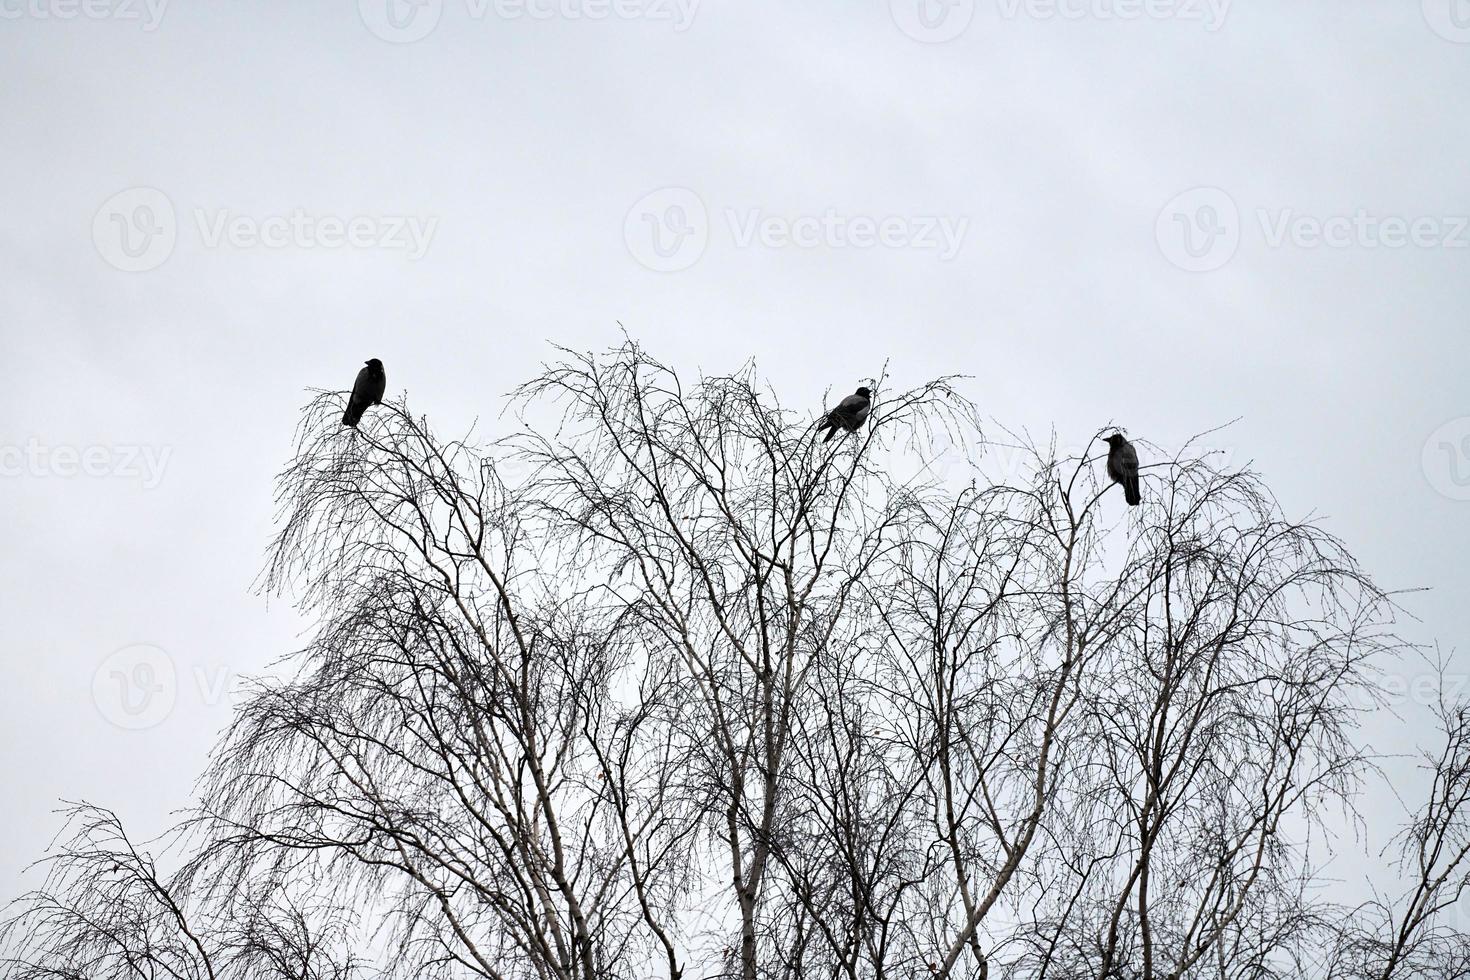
[[1105, 432, 1141, 506], [816, 387, 872, 444], [342, 358, 387, 427]]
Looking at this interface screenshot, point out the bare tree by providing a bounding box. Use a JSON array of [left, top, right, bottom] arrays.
[[0, 341, 1429, 980], [1322, 656, 1470, 980]]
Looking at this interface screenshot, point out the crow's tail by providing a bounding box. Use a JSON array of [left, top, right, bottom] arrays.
[[1124, 475, 1141, 506], [342, 405, 361, 428]]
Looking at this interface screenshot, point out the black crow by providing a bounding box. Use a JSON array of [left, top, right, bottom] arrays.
[[1105, 432, 1141, 506], [816, 387, 872, 444], [342, 358, 387, 427]]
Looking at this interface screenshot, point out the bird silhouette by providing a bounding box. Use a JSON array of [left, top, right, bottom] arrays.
[[816, 387, 872, 444], [342, 358, 386, 427], [1105, 432, 1141, 506]]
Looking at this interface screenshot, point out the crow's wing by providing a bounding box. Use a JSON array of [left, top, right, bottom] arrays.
[[351, 365, 377, 405], [829, 393, 870, 428], [817, 393, 870, 441], [1118, 442, 1139, 476], [367, 366, 386, 405], [1120, 442, 1141, 504], [1107, 441, 1142, 504], [1107, 442, 1137, 480], [343, 365, 373, 427]]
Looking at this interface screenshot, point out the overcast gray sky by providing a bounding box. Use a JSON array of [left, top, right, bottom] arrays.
[[1, 0, 1467, 906]]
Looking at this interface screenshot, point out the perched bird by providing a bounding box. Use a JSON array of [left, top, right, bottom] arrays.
[[1105, 432, 1141, 506], [342, 358, 387, 428], [816, 387, 872, 444]]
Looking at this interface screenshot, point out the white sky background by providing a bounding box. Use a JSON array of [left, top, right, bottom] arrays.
[[1, 0, 1468, 920]]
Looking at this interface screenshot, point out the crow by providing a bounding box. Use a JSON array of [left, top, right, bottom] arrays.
[[1105, 432, 1141, 506], [816, 387, 872, 444], [342, 358, 387, 427]]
